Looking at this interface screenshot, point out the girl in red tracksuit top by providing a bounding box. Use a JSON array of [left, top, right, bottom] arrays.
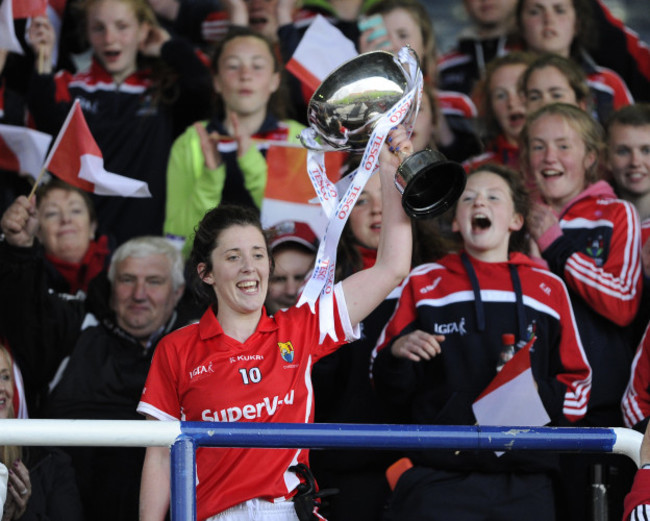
[[25, 0, 212, 246], [524, 103, 643, 427], [371, 163, 591, 521]]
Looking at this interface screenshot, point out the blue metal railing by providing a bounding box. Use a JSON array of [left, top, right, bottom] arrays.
[[0, 420, 642, 521], [171, 422, 642, 521]]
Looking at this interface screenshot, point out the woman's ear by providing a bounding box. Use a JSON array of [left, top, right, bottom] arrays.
[[197, 262, 213, 285]]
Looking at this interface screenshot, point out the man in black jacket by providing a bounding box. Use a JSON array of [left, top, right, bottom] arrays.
[[0, 195, 186, 521]]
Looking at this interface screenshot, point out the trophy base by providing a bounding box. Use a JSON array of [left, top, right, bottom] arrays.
[[395, 148, 467, 219]]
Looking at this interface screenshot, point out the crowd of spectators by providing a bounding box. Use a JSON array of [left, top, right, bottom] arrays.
[[1, 0, 650, 519]]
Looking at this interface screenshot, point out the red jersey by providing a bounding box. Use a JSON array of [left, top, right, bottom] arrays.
[[138, 285, 357, 520], [537, 181, 642, 327], [622, 322, 650, 427], [586, 65, 634, 112], [623, 469, 650, 520], [372, 252, 592, 425]]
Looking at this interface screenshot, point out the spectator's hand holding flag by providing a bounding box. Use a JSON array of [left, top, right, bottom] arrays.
[[33, 100, 151, 198]]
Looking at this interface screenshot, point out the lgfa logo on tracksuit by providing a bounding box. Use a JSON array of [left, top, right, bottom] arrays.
[[433, 317, 467, 335], [278, 341, 294, 363]]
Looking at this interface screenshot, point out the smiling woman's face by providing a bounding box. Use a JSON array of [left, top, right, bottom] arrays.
[[199, 224, 271, 318], [528, 113, 594, 211], [37, 188, 96, 264], [607, 123, 650, 199]]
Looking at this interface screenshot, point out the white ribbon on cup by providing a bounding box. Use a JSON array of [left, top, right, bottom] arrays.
[[297, 47, 423, 342]]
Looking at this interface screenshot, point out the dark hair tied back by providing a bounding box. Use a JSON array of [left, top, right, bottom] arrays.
[[189, 204, 268, 308]]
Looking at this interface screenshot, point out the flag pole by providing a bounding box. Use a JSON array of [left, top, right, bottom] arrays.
[[37, 47, 45, 74], [27, 166, 48, 200]]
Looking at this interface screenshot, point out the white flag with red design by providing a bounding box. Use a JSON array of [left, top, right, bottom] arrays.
[[0, 0, 23, 53], [472, 336, 550, 427], [285, 14, 358, 95], [0, 124, 52, 180], [42, 100, 151, 197]]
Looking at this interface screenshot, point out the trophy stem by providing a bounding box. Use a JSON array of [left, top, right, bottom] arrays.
[[394, 148, 467, 219]]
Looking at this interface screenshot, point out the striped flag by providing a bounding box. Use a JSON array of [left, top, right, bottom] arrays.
[[43, 100, 151, 197]]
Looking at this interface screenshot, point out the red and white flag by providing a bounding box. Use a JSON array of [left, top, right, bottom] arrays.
[[0, 124, 52, 180], [472, 336, 550, 428], [0, 0, 23, 54], [42, 100, 151, 197], [285, 14, 357, 96], [12, 0, 47, 19]]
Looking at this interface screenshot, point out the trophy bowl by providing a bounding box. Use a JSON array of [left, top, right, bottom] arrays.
[[302, 50, 466, 219], [305, 51, 414, 151]]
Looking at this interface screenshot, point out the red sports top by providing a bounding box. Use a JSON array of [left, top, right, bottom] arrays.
[[138, 284, 357, 520], [622, 322, 650, 427], [623, 469, 650, 520]]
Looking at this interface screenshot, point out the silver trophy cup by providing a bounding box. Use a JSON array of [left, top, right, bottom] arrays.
[[300, 50, 466, 219]]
